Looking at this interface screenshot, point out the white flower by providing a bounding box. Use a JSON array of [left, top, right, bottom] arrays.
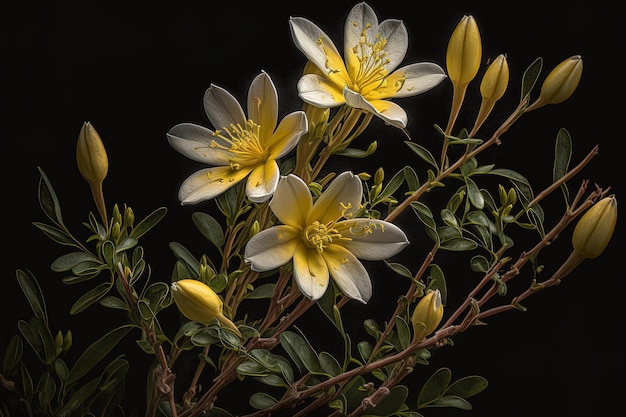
[[167, 71, 308, 204], [289, 2, 446, 129], [244, 171, 409, 303]]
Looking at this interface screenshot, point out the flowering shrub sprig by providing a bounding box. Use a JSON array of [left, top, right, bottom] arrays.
[[2, 3, 617, 417]]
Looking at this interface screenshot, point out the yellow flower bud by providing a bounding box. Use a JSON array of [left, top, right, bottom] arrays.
[[76, 121, 108, 185], [171, 279, 241, 337], [480, 54, 509, 102], [411, 289, 444, 342], [446, 15, 482, 86], [539, 55, 583, 105], [572, 196, 617, 259]]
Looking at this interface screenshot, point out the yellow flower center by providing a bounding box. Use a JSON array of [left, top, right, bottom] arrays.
[[302, 221, 344, 252], [210, 120, 268, 169], [348, 23, 403, 96]]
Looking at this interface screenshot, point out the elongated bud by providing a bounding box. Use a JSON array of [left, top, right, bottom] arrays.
[[77, 122, 108, 185], [480, 54, 509, 102], [539, 55, 583, 105], [171, 279, 241, 337], [572, 196, 617, 258], [411, 289, 444, 342], [446, 15, 482, 87]]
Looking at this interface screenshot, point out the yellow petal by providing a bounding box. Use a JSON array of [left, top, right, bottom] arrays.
[[308, 172, 362, 225]]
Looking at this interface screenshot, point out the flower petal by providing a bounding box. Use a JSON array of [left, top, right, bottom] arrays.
[[270, 174, 312, 228], [248, 71, 278, 141], [178, 166, 251, 205], [203, 84, 247, 130], [379, 19, 408, 72], [267, 110, 309, 159], [343, 89, 407, 128], [336, 219, 409, 260], [297, 74, 345, 108], [244, 225, 300, 271], [343, 2, 379, 75], [293, 244, 329, 301], [308, 171, 362, 224], [324, 245, 371, 303], [246, 160, 280, 203], [385, 63, 447, 98], [289, 16, 349, 89], [167, 123, 233, 165]]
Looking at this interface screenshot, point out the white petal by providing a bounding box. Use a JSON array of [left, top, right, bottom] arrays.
[[297, 74, 345, 108], [344, 2, 379, 59], [267, 110, 308, 159], [336, 219, 409, 260], [167, 123, 233, 165], [379, 19, 408, 72], [289, 16, 346, 77], [270, 174, 312, 228], [324, 245, 371, 303], [308, 171, 362, 225], [203, 84, 247, 130], [293, 244, 329, 301], [245, 226, 300, 271], [178, 166, 251, 205], [246, 160, 280, 203], [343, 89, 407, 128], [248, 71, 278, 140], [389, 63, 447, 98]]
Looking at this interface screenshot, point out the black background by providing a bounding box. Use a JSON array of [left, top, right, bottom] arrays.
[[2, 1, 623, 416]]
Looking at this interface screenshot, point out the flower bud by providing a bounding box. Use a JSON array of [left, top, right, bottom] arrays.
[[446, 15, 482, 86], [171, 279, 241, 337], [480, 54, 509, 102], [539, 55, 583, 105], [572, 195, 617, 259], [411, 289, 444, 342], [76, 122, 108, 185]]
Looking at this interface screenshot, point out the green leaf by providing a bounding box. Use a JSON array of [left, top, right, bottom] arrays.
[[169, 242, 200, 277], [403, 166, 420, 191], [67, 325, 133, 385], [249, 392, 277, 410], [99, 295, 129, 311], [333, 143, 377, 158], [431, 395, 472, 410], [2, 335, 23, 377], [405, 141, 438, 168], [116, 237, 138, 252], [319, 351, 342, 377], [18, 316, 57, 364], [384, 261, 413, 279], [70, 282, 113, 315], [16, 269, 47, 324], [129, 207, 167, 239], [466, 178, 484, 209], [521, 57, 543, 103], [279, 331, 322, 374], [192, 212, 225, 251], [428, 264, 447, 305], [445, 375, 488, 398], [553, 128, 572, 203], [56, 377, 101, 415], [50, 252, 100, 272], [363, 385, 409, 416], [37, 167, 64, 226], [244, 283, 276, 299], [53, 358, 69, 382], [417, 367, 452, 407], [395, 316, 411, 351], [32, 222, 75, 246], [439, 237, 478, 251], [36, 371, 56, 409]]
